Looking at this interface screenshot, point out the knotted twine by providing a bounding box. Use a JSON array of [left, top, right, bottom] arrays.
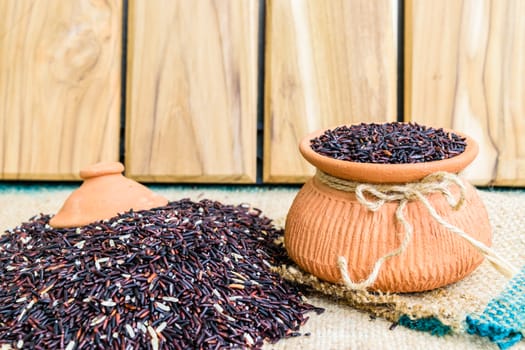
[[315, 170, 519, 290]]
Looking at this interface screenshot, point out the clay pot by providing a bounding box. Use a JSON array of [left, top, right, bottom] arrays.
[[49, 162, 168, 228], [284, 126, 492, 293]]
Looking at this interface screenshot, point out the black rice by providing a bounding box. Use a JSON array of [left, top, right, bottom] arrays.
[[310, 122, 467, 164], [0, 199, 323, 349]]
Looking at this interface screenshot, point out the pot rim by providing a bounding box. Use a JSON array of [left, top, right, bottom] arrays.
[[299, 124, 479, 183]]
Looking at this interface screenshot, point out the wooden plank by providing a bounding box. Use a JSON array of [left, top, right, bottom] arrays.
[[0, 0, 122, 180], [406, 0, 525, 186], [264, 0, 398, 183], [126, 0, 258, 183]]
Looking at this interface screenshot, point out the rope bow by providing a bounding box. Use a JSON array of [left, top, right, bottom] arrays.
[[316, 170, 518, 290]]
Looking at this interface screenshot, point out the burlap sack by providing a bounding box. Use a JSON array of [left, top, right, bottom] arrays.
[[1, 185, 524, 349]]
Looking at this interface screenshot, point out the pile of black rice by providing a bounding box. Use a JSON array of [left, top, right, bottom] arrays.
[[0, 199, 323, 349]]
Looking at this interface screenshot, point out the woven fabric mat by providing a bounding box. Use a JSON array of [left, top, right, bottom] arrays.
[[1, 185, 524, 350]]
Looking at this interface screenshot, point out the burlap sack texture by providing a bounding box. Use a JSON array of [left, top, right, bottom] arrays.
[[1, 185, 524, 349]]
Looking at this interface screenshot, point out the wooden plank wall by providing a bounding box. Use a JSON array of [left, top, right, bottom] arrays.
[[125, 0, 259, 183], [0, 0, 122, 180], [1, 0, 525, 186], [406, 0, 525, 186], [264, 0, 398, 182]]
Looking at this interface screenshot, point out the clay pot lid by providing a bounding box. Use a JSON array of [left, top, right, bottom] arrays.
[[299, 125, 479, 184], [49, 162, 169, 228]]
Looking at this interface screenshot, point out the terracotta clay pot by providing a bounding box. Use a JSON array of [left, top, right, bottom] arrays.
[[284, 127, 492, 293], [49, 162, 168, 228]]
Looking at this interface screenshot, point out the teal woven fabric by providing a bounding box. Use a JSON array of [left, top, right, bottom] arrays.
[[398, 315, 452, 336], [466, 267, 525, 349]]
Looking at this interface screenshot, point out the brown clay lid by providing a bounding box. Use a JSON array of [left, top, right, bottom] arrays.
[[299, 126, 479, 184], [49, 162, 168, 228]]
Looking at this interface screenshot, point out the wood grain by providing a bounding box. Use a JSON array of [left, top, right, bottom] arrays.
[[406, 0, 525, 186], [126, 0, 258, 183], [264, 0, 398, 183], [0, 0, 122, 180]]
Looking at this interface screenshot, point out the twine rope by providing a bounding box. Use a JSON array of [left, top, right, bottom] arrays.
[[316, 170, 519, 290]]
